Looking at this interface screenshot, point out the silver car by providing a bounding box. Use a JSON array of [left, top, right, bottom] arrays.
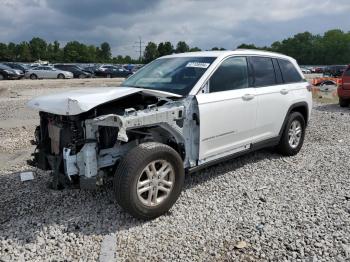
[[25, 66, 73, 80]]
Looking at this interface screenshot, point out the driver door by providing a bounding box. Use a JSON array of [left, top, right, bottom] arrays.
[[196, 56, 257, 163]]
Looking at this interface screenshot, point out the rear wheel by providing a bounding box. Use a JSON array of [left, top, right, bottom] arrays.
[[30, 74, 37, 80], [339, 97, 350, 107], [114, 142, 185, 220], [277, 112, 306, 156], [57, 74, 65, 79]]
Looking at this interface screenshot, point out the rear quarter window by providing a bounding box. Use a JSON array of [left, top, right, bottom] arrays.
[[278, 59, 303, 83]]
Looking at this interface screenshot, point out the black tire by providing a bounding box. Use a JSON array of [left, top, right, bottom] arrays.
[[277, 112, 306, 156], [30, 74, 37, 80], [57, 74, 65, 79], [339, 97, 349, 107], [114, 142, 185, 220], [0, 74, 4, 80]]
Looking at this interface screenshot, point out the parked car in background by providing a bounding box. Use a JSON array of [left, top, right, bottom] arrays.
[[337, 65, 350, 107], [54, 64, 92, 78], [3, 62, 29, 74], [0, 63, 24, 80], [25, 66, 73, 80], [310, 67, 325, 74], [301, 67, 311, 74], [323, 65, 347, 77], [82, 65, 99, 75], [94, 65, 132, 78]]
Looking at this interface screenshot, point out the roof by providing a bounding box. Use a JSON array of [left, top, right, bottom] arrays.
[[161, 49, 293, 61]]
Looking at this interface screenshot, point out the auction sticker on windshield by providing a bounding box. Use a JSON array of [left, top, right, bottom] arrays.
[[186, 62, 210, 69]]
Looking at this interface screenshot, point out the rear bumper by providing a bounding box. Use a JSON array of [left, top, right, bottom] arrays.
[[337, 87, 350, 99]]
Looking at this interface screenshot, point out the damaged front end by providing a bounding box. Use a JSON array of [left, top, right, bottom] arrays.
[[29, 96, 193, 190]]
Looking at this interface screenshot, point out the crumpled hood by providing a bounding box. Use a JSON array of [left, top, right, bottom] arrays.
[[27, 86, 181, 115]]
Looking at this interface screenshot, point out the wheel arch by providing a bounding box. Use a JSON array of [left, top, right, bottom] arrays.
[[279, 102, 309, 136], [137, 125, 186, 161]]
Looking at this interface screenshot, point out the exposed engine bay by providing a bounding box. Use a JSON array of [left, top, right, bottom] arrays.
[[29, 92, 199, 189]]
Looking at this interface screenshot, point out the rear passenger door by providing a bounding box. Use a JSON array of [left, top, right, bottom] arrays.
[[197, 56, 257, 163], [249, 56, 293, 141]]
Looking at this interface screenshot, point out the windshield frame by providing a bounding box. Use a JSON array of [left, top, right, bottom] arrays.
[[122, 56, 218, 96]]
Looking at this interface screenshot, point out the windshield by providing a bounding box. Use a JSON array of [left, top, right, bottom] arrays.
[[122, 57, 216, 95]]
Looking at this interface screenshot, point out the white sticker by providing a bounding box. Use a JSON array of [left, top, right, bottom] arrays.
[[20, 171, 34, 182], [186, 62, 210, 69]]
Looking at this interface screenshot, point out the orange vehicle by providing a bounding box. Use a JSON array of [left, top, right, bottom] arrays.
[[312, 77, 341, 86]]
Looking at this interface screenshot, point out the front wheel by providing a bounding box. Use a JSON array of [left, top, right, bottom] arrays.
[[114, 142, 185, 220], [339, 97, 349, 107], [277, 112, 306, 156]]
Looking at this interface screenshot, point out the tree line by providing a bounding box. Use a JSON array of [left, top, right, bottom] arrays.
[[0, 29, 349, 65], [238, 29, 350, 65], [0, 38, 135, 64]]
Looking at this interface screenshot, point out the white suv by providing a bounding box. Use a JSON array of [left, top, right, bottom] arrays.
[[28, 50, 312, 219]]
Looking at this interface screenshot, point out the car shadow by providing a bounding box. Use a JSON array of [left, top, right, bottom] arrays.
[[183, 149, 281, 190], [0, 148, 281, 244]]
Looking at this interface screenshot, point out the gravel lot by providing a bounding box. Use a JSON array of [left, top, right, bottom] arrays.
[[0, 79, 350, 261]]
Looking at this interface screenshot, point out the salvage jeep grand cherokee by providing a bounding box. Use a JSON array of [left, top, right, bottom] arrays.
[[28, 50, 312, 219]]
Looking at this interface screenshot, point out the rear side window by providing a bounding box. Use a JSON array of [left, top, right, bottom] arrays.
[[249, 57, 276, 87], [278, 59, 303, 83], [209, 57, 249, 93]]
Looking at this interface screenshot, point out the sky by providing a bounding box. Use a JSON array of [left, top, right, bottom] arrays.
[[1, 0, 350, 58]]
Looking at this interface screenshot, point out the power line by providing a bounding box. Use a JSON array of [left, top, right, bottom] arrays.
[[133, 36, 146, 62]]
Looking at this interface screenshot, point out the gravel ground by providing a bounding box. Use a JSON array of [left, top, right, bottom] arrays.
[[0, 79, 350, 261]]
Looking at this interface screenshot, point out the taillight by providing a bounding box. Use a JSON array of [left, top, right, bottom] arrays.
[[338, 78, 343, 88]]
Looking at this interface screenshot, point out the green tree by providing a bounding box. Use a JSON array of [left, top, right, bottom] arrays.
[[99, 42, 112, 61], [190, 47, 201, 52], [143, 42, 159, 63], [211, 47, 226, 51], [29, 37, 47, 60], [175, 41, 189, 53], [0, 43, 8, 61], [17, 41, 32, 62], [158, 41, 174, 56], [237, 43, 259, 49], [7, 42, 17, 61]]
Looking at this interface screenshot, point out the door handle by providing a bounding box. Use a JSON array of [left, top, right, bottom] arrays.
[[280, 89, 289, 95], [242, 94, 255, 101]]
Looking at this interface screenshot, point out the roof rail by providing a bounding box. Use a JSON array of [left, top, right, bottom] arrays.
[[235, 48, 286, 56]]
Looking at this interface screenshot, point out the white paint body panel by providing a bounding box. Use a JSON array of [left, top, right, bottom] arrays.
[[27, 86, 181, 115], [196, 88, 257, 161]]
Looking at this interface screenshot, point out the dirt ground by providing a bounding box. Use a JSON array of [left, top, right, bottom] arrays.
[[0, 78, 123, 170]]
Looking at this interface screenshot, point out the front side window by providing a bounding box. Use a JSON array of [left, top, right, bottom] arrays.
[[209, 57, 249, 93], [249, 56, 276, 87], [278, 59, 303, 83], [123, 57, 216, 95]]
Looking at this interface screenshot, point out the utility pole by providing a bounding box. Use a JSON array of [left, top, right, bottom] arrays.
[[133, 37, 145, 63]]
